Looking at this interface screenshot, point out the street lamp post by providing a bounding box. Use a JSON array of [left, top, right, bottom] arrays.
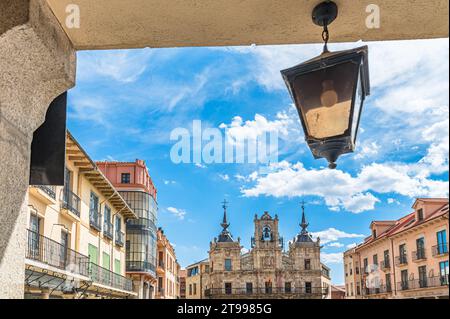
[[281, 1, 370, 169]]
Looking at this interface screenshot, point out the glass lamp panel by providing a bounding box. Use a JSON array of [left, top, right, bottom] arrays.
[[292, 61, 359, 140], [351, 68, 364, 144]]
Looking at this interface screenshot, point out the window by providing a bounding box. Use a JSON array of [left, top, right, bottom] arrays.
[[373, 229, 377, 238], [385, 273, 392, 292], [285, 282, 292, 293], [416, 237, 425, 259], [246, 282, 253, 294], [437, 230, 448, 255], [159, 277, 164, 292], [121, 173, 131, 184], [89, 192, 100, 226], [114, 259, 121, 274], [224, 283, 232, 295], [193, 283, 197, 295], [401, 270, 408, 290], [88, 244, 98, 264], [102, 252, 110, 270], [363, 258, 369, 273], [305, 259, 311, 270], [384, 250, 390, 266], [305, 282, 312, 294], [60, 230, 69, 267], [373, 254, 378, 266], [350, 283, 354, 296], [417, 208, 424, 221], [439, 261, 449, 286], [188, 284, 192, 295], [356, 282, 361, 295], [265, 281, 272, 294], [349, 262, 353, 275], [399, 244, 407, 264], [418, 266, 427, 288], [29, 214, 41, 257], [224, 259, 232, 271]]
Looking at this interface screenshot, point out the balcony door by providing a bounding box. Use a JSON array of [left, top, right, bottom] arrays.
[[416, 237, 425, 259], [59, 230, 69, 268], [29, 214, 41, 258], [437, 230, 448, 254]]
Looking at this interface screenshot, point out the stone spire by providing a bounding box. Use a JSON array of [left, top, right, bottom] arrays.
[[295, 200, 313, 243], [300, 200, 309, 234], [218, 199, 234, 242]]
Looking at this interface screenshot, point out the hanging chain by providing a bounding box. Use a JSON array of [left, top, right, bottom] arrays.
[[322, 22, 330, 53]]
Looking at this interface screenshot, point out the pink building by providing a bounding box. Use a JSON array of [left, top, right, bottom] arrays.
[[97, 160, 158, 299]]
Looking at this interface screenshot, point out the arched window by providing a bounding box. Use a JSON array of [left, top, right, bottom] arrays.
[[262, 225, 272, 241]]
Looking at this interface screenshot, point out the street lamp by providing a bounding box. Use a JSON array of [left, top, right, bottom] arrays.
[[281, 1, 370, 169]]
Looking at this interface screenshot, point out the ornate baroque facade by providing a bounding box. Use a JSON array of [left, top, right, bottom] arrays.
[[201, 203, 331, 299]]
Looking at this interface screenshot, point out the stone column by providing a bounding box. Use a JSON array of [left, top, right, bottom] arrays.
[[0, 0, 76, 298]]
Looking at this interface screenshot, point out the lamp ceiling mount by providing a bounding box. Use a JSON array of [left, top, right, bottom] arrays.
[[312, 1, 338, 27]]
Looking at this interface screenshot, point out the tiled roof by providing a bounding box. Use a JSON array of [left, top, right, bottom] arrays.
[[350, 199, 449, 252]]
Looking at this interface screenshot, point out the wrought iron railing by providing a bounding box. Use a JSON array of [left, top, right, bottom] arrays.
[[103, 220, 114, 239], [89, 209, 102, 231], [395, 255, 408, 266], [412, 249, 426, 262], [364, 285, 392, 295], [381, 259, 391, 270], [115, 230, 125, 247], [62, 189, 81, 217], [397, 276, 449, 291], [35, 185, 57, 199], [127, 217, 157, 231], [432, 243, 449, 256], [204, 287, 327, 298], [88, 262, 133, 292], [26, 229, 89, 277], [126, 261, 156, 273]]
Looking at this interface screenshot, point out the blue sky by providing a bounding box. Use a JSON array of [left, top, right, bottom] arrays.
[[67, 38, 449, 285]]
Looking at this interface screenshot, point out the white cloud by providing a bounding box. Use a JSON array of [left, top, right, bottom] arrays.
[[311, 228, 365, 244], [164, 180, 176, 185], [195, 163, 207, 169], [77, 49, 152, 83], [241, 161, 448, 213], [321, 252, 344, 264], [219, 174, 230, 181], [346, 243, 358, 249], [354, 141, 380, 160], [167, 207, 187, 220], [387, 198, 400, 205], [327, 242, 345, 248]]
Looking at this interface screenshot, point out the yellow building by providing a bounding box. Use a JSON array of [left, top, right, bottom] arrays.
[[25, 131, 137, 299], [156, 228, 180, 299], [343, 198, 449, 299], [185, 259, 210, 299]]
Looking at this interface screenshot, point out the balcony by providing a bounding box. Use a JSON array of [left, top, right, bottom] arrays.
[[103, 220, 114, 239], [26, 229, 89, 277], [88, 262, 133, 292], [89, 210, 102, 232], [395, 255, 408, 266], [432, 243, 449, 257], [62, 189, 81, 217], [33, 185, 57, 200], [397, 276, 449, 291], [127, 217, 157, 231], [364, 285, 392, 296], [412, 249, 427, 262], [204, 287, 327, 299], [115, 230, 125, 247], [126, 261, 156, 274], [380, 259, 391, 270]]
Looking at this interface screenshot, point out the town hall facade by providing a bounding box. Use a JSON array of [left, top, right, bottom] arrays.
[[200, 203, 331, 299]]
